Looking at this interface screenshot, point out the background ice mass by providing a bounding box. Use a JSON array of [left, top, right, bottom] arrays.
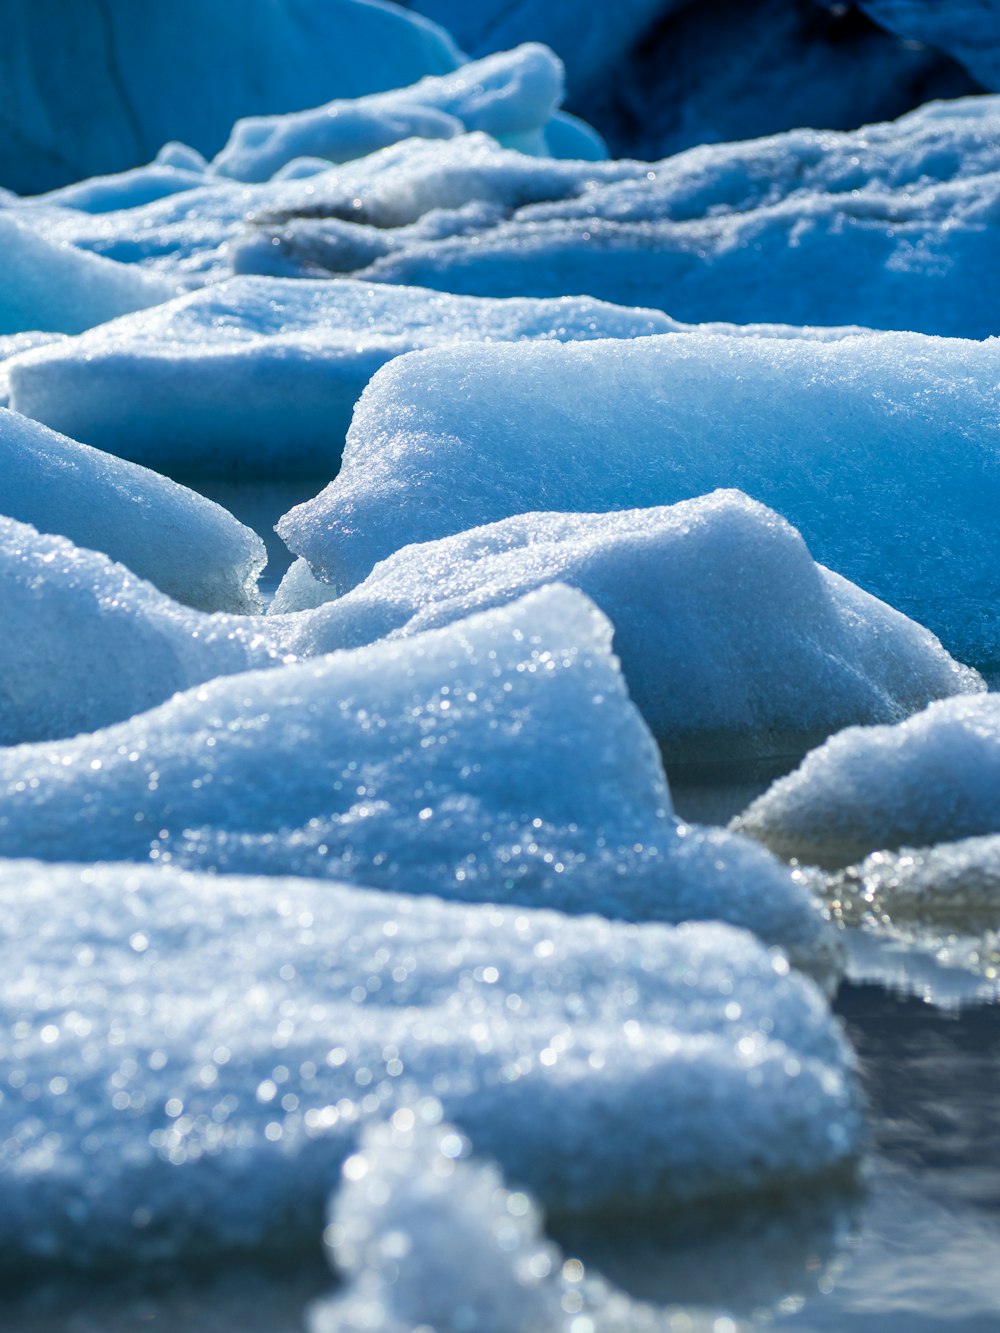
[[0, 1, 998, 1327]]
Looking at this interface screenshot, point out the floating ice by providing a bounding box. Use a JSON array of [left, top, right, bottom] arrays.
[[0, 859, 861, 1265], [212, 45, 572, 183], [734, 695, 1000, 869], [0, 517, 278, 744], [311, 1116, 673, 1333], [0, 408, 265, 613], [6, 492, 977, 757], [22, 133, 629, 286], [30, 151, 209, 215], [0, 0, 462, 193], [0, 212, 174, 335], [821, 836, 1000, 1007], [277, 331, 1000, 668], [5, 278, 671, 477], [272, 492, 982, 770], [299, 98, 1000, 338], [0, 586, 833, 970]]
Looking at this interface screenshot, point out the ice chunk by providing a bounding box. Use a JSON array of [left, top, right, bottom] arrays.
[[0, 517, 277, 744], [822, 836, 1000, 1007], [6, 493, 977, 759], [0, 859, 861, 1265], [21, 133, 632, 286], [277, 331, 1000, 669], [212, 45, 568, 183], [0, 212, 174, 334], [311, 1116, 667, 1332], [0, 586, 833, 971], [0, 0, 462, 193], [734, 696, 1000, 869], [272, 492, 982, 771], [0, 408, 265, 613], [6, 277, 672, 477], [329, 98, 1000, 338], [30, 159, 209, 214], [0, 332, 64, 406]]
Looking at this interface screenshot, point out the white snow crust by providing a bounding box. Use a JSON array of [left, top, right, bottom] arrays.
[[735, 695, 1000, 868], [5, 277, 670, 476], [0, 585, 834, 971], [0, 859, 861, 1266], [277, 331, 1000, 668]]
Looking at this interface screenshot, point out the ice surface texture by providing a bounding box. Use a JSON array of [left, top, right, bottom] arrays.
[[736, 696, 1000, 869], [273, 491, 982, 768], [0, 410, 264, 613], [0, 213, 173, 335], [0, 518, 279, 744], [0, 859, 861, 1265], [6, 278, 670, 477], [278, 331, 1000, 669], [270, 98, 1000, 338], [0, 0, 461, 193], [311, 1115, 676, 1333], [2, 494, 979, 772], [213, 45, 575, 183], [0, 586, 832, 969]]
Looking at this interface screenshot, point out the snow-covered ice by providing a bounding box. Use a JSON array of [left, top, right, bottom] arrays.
[[734, 695, 1000, 869], [310, 1115, 687, 1333], [5, 278, 671, 476], [0, 517, 278, 744], [0, 586, 835, 971], [244, 98, 1000, 337], [277, 331, 1000, 668], [4, 492, 979, 757], [0, 409, 265, 613], [0, 859, 860, 1265], [212, 45, 577, 184], [0, 213, 174, 335], [271, 492, 982, 768]]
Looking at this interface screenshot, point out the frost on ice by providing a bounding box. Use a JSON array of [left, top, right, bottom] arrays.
[[0, 408, 265, 613], [735, 695, 1000, 869], [241, 98, 1000, 337], [6, 277, 670, 476], [0, 585, 834, 972], [1, 493, 979, 761], [278, 330, 1000, 669], [0, 860, 861, 1265]]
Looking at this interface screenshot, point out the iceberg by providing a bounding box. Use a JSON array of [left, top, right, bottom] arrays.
[[5, 277, 671, 477], [212, 45, 573, 184], [0, 586, 833, 970], [0, 0, 461, 194], [0, 859, 861, 1265], [277, 331, 1000, 669], [734, 695, 1000, 869], [0, 408, 265, 614], [0, 212, 174, 335]]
